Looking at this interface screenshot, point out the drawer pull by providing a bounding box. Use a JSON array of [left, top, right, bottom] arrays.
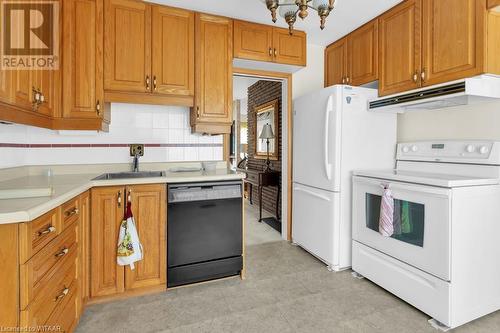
[[38, 226, 56, 236], [64, 207, 79, 218], [55, 248, 69, 258], [54, 287, 69, 301]]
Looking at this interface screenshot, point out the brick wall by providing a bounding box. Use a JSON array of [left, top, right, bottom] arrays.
[[247, 80, 282, 216]]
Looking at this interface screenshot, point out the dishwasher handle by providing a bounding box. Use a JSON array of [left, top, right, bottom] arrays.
[[168, 181, 242, 203]]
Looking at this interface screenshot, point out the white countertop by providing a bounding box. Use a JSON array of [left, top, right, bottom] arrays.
[[0, 168, 245, 224]]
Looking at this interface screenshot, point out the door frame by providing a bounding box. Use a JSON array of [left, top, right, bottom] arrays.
[[230, 67, 293, 241]]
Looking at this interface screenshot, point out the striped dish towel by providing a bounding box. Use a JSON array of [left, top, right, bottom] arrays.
[[379, 185, 394, 237]]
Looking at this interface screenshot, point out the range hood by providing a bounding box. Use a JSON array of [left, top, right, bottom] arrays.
[[369, 75, 500, 113]]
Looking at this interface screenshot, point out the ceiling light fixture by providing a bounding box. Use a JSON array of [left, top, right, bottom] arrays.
[[261, 0, 336, 34]]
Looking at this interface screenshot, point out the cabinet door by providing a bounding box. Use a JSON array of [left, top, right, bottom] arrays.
[[324, 38, 347, 87], [79, 191, 90, 308], [422, 0, 485, 86], [124, 184, 166, 290], [104, 0, 151, 93], [234, 20, 273, 62], [348, 19, 378, 86], [151, 5, 194, 96], [35, 68, 60, 117], [193, 13, 233, 132], [13, 69, 36, 111], [62, 0, 104, 121], [272, 28, 306, 66], [90, 186, 125, 298], [379, 0, 422, 96]]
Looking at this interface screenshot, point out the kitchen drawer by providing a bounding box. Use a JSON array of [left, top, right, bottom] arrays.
[[20, 258, 78, 328], [19, 208, 61, 263], [61, 197, 80, 231], [46, 282, 79, 333], [20, 242, 77, 310], [245, 172, 258, 184], [20, 224, 77, 297]]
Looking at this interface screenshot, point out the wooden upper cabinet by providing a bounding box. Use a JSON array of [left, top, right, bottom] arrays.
[[348, 19, 378, 86], [234, 20, 273, 62], [233, 20, 306, 66], [62, 0, 107, 124], [379, 0, 422, 96], [152, 6, 194, 96], [124, 184, 166, 290], [192, 13, 233, 134], [90, 186, 125, 298], [422, 0, 485, 86], [325, 38, 347, 87], [104, 0, 151, 93], [273, 28, 307, 66]]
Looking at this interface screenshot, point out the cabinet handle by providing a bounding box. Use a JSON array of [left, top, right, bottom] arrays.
[[421, 68, 426, 83], [127, 189, 131, 203], [196, 106, 200, 118], [39, 93, 45, 103], [153, 76, 157, 91], [346, 77, 350, 84], [96, 100, 101, 115], [54, 287, 69, 302], [118, 191, 122, 207], [32, 87, 41, 110], [64, 207, 79, 218], [342, 77, 346, 84], [55, 248, 69, 258], [413, 71, 418, 83], [268, 47, 272, 56], [273, 48, 277, 57], [145, 76, 150, 90], [38, 225, 56, 237]]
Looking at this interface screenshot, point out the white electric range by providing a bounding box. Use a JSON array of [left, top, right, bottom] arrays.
[[351, 141, 500, 331]]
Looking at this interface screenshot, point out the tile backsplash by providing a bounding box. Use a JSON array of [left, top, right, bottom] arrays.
[[0, 104, 223, 169]]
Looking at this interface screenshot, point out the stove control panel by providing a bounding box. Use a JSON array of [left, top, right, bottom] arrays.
[[397, 141, 500, 164]]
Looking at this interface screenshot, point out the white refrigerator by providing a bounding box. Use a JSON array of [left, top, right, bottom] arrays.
[[292, 85, 397, 271]]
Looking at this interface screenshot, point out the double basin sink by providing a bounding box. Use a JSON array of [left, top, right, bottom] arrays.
[[93, 171, 166, 180]]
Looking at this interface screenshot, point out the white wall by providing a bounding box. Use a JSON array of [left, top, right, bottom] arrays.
[[292, 44, 325, 99], [397, 101, 500, 142], [0, 104, 223, 169]]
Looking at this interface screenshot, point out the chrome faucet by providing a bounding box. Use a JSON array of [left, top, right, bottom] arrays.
[[132, 152, 140, 173]]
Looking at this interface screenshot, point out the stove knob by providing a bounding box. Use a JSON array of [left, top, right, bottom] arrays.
[[480, 146, 489, 154], [411, 145, 418, 152], [402, 146, 410, 153], [465, 144, 475, 153]]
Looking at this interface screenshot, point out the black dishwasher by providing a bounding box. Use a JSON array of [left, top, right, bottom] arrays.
[[167, 181, 243, 287]]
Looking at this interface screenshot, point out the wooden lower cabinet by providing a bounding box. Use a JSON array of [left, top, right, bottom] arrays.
[[90, 184, 167, 301], [125, 184, 166, 290], [0, 193, 86, 332], [90, 186, 125, 298]]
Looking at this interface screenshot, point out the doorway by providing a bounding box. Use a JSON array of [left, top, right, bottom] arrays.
[[231, 68, 292, 244]]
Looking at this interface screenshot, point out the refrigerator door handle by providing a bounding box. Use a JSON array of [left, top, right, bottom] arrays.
[[324, 95, 333, 181], [294, 185, 331, 202]]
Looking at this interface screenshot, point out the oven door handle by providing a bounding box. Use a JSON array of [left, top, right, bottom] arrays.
[[324, 95, 333, 181]]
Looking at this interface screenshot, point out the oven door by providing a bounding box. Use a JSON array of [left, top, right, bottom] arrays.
[[352, 176, 451, 281]]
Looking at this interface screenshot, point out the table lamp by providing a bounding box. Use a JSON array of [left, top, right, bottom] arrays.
[[259, 123, 275, 172]]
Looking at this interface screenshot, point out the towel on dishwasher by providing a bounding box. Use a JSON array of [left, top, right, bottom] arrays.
[[117, 201, 143, 270], [379, 185, 394, 237]]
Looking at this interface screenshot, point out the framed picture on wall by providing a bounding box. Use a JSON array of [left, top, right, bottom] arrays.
[[254, 99, 279, 160]]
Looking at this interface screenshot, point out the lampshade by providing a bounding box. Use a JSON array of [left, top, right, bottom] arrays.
[[259, 124, 275, 139]]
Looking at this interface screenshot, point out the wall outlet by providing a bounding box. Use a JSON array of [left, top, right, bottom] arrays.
[[130, 144, 144, 157]]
